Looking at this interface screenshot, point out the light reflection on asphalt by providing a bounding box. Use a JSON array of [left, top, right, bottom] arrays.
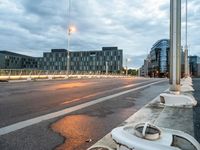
[[52, 115, 103, 150]]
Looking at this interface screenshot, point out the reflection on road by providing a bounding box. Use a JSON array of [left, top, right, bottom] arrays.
[[52, 115, 103, 150], [47, 82, 95, 90]]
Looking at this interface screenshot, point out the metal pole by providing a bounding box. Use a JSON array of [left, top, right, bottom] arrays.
[[184, 0, 189, 77], [146, 59, 148, 77], [126, 58, 128, 76], [67, 0, 71, 75], [67, 30, 70, 75], [169, 0, 181, 92], [106, 61, 108, 75]]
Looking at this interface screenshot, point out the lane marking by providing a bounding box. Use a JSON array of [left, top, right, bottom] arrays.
[[61, 80, 157, 105], [0, 80, 166, 136]]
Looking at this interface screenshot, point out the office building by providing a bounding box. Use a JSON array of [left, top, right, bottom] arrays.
[[148, 39, 170, 77], [189, 55, 200, 77], [43, 47, 123, 73], [140, 39, 199, 77], [0, 51, 39, 69], [0, 47, 123, 73]]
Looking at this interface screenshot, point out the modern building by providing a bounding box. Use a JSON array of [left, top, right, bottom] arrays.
[[0, 47, 123, 73], [43, 49, 68, 71], [148, 39, 170, 77], [0, 51, 39, 69], [139, 55, 151, 77], [189, 55, 200, 77], [140, 39, 199, 78], [43, 47, 123, 73]]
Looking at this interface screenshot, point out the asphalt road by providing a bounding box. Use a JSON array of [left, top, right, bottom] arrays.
[[0, 77, 169, 150]]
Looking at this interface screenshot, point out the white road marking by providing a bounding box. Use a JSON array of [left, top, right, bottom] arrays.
[[61, 80, 158, 105], [0, 80, 166, 136]]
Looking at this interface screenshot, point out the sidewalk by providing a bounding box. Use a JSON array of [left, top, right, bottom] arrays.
[[89, 78, 200, 150]]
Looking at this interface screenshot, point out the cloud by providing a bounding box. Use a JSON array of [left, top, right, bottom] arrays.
[[0, 0, 199, 68]]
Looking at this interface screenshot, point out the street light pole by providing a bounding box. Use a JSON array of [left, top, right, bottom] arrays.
[[67, 0, 71, 75], [67, 28, 70, 75], [126, 58, 128, 76], [169, 0, 181, 92], [184, 0, 189, 77]]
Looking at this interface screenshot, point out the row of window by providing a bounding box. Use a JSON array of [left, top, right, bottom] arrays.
[[44, 65, 120, 71], [43, 56, 121, 62], [44, 51, 122, 58]]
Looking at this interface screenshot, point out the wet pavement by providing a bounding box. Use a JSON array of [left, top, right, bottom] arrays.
[[51, 82, 168, 150], [0, 78, 168, 150], [0, 78, 155, 127]]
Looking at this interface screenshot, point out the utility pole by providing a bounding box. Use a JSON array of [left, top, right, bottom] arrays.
[[169, 0, 181, 92]]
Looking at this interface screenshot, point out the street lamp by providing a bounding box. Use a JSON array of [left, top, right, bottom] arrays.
[[125, 58, 128, 76], [67, 25, 76, 75], [125, 58, 130, 76]]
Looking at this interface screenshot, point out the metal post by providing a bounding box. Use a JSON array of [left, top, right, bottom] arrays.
[[184, 47, 188, 77], [67, 0, 71, 75], [169, 0, 181, 92], [67, 31, 70, 75], [106, 61, 108, 75], [146, 59, 148, 77], [126, 58, 128, 76], [184, 0, 189, 77]]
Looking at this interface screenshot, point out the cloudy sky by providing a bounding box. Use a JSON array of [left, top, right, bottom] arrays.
[[0, 0, 199, 68]]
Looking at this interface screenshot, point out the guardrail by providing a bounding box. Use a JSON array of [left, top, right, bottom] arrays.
[[0, 69, 130, 81]]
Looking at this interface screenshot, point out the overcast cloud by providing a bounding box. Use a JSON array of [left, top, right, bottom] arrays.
[[0, 0, 199, 68]]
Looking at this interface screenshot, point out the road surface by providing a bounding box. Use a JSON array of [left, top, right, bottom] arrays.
[[0, 77, 168, 150]]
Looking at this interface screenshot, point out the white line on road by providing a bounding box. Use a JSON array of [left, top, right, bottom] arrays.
[[61, 79, 159, 105], [0, 79, 166, 136]]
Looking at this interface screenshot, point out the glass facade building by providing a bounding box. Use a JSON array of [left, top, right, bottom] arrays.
[[149, 39, 170, 77], [189, 56, 200, 77]]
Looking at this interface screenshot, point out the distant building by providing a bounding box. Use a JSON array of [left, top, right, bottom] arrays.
[[139, 65, 145, 77], [43, 47, 123, 73], [0, 51, 39, 69], [140, 39, 199, 78], [0, 47, 123, 73], [148, 39, 170, 77], [189, 55, 200, 77], [43, 49, 68, 71], [139, 55, 151, 77]]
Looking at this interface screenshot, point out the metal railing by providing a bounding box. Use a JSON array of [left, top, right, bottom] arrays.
[[0, 69, 131, 81]]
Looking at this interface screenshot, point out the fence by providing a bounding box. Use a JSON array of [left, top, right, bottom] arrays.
[[0, 69, 128, 81]]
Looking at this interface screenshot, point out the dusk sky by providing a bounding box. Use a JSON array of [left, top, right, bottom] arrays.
[[0, 0, 199, 68]]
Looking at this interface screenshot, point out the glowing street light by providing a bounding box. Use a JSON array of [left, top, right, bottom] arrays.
[[67, 25, 76, 75], [68, 26, 76, 34]]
